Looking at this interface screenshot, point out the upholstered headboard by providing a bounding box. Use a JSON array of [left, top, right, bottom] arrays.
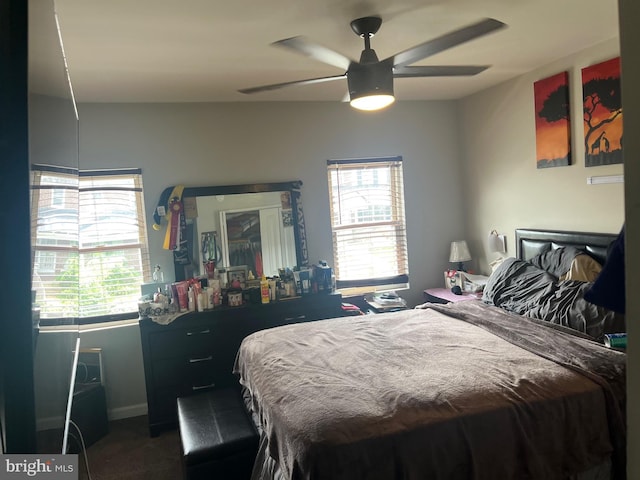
[[515, 228, 617, 265]]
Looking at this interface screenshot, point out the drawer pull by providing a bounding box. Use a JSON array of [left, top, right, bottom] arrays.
[[189, 355, 213, 363], [283, 315, 306, 321], [192, 383, 215, 391], [186, 329, 211, 336]]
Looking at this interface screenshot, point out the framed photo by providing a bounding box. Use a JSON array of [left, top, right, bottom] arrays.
[[581, 57, 623, 167], [534, 71, 571, 168], [280, 191, 291, 209], [226, 265, 248, 289]]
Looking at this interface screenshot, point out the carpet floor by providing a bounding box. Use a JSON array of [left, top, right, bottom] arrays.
[[75, 415, 182, 480]]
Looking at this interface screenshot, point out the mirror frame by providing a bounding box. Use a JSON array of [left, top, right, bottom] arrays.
[[173, 180, 308, 281]]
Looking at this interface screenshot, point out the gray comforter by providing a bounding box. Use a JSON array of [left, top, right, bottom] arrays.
[[234, 301, 625, 480], [482, 256, 625, 341]]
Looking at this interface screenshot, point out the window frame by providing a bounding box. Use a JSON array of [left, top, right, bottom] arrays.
[[327, 156, 409, 293]]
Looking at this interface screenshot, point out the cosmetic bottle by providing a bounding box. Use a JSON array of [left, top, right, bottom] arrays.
[[197, 291, 205, 312], [188, 287, 195, 311], [260, 275, 270, 304]]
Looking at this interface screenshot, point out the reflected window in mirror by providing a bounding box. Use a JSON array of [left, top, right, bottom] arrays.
[[30, 164, 79, 320]]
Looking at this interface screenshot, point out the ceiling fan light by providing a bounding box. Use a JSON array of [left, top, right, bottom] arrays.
[[348, 61, 394, 111], [350, 94, 395, 111]]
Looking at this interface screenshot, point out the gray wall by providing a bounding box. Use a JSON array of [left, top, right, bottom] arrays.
[[29, 94, 78, 169], [33, 330, 79, 430], [78, 101, 465, 306]]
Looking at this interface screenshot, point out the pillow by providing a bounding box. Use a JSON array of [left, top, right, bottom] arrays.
[[584, 227, 625, 314], [559, 253, 602, 282], [529, 246, 583, 279], [489, 256, 506, 274]]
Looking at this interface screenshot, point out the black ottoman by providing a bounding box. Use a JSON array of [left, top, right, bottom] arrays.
[[177, 388, 259, 480]]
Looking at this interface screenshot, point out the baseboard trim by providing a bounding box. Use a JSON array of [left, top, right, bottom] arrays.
[[37, 403, 148, 431], [108, 403, 148, 421]]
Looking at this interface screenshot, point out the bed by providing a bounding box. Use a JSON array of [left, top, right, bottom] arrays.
[[233, 228, 626, 480]]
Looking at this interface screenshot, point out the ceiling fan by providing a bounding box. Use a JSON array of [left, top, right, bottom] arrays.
[[239, 16, 507, 110]]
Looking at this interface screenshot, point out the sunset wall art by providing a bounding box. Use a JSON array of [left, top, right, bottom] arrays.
[[582, 57, 623, 167], [534, 71, 571, 169]]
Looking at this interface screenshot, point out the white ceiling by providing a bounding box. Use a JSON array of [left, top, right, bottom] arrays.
[[35, 0, 619, 103]]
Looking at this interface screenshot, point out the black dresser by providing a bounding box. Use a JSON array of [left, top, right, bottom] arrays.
[[139, 294, 343, 436]]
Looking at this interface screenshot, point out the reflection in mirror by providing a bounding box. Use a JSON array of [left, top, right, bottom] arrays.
[[29, 0, 80, 453], [175, 182, 308, 281], [197, 191, 297, 277]]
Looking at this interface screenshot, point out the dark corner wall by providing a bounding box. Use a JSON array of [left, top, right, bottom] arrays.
[[0, 0, 37, 453]]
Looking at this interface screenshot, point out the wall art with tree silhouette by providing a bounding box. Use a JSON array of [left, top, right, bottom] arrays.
[[534, 71, 571, 168], [582, 57, 623, 167]]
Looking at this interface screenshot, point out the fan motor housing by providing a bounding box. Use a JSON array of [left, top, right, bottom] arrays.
[[348, 62, 394, 100]]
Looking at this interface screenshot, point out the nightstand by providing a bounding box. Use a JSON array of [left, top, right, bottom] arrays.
[[423, 288, 481, 304]]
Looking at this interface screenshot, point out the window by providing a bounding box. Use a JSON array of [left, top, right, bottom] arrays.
[[79, 169, 151, 319], [35, 251, 57, 274], [51, 185, 66, 207], [31, 166, 151, 323], [31, 165, 80, 320], [327, 156, 409, 292]]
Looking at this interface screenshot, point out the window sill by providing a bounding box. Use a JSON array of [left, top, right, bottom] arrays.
[[337, 282, 409, 297], [38, 317, 140, 334]]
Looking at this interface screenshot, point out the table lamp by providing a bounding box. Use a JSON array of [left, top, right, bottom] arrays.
[[449, 240, 471, 271]]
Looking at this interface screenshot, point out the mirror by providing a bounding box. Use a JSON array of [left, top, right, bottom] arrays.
[[203, 192, 296, 277], [29, 0, 81, 453], [173, 181, 308, 281]]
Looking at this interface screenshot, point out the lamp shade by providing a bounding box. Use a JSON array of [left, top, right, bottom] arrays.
[[449, 240, 471, 263]]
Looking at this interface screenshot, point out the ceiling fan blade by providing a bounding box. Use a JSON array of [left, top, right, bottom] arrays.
[[393, 65, 490, 77], [390, 18, 506, 68], [273, 36, 354, 71], [238, 74, 347, 95]]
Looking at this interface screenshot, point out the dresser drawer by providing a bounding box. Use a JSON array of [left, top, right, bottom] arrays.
[[152, 354, 228, 386], [148, 326, 216, 359], [260, 301, 307, 328], [261, 301, 341, 328]]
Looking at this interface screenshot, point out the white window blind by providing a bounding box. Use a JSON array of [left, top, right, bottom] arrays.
[[31, 165, 79, 319], [79, 169, 151, 318], [327, 157, 409, 290], [31, 166, 151, 322]]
